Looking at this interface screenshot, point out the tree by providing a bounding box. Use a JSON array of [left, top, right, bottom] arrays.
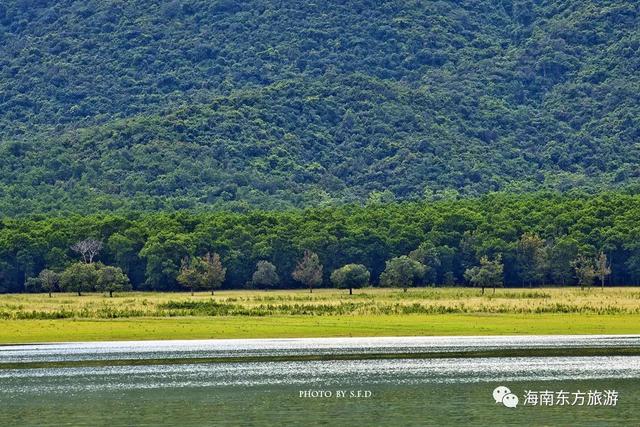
[[408, 242, 440, 285], [292, 250, 323, 293], [107, 232, 143, 279], [379, 256, 426, 292], [626, 252, 640, 286], [516, 233, 546, 286], [45, 247, 70, 271], [39, 269, 59, 298], [71, 239, 103, 264], [177, 256, 204, 295], [25, 269, 60, 297], [547, 238, 579, 286], [330, 264, 370, 295], [202, 252, 226, 295], [366, 190, 396, 206], [16, 249, 36, 290], [572, 255, 595, 290], [139, 233, 194, 291], [595, 252, 611, 289], [252, 261, 279, 289], [96, 265, 131, 297], [24, 277, 41, 294], [464, 255, 504, 295], [60, 262, 98, 296]]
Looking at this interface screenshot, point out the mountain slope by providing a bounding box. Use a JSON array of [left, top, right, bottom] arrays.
[[0, 0, 639, 214]]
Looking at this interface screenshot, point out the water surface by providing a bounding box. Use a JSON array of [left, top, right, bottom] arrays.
[[1, 336, 638, 426], [2, 335, 639, 364]]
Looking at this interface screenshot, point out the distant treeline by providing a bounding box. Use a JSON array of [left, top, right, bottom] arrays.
[[1, 192, 639, 293]]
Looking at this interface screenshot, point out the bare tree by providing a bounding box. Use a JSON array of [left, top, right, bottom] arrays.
[[71, 239, 103, 264], [572, 255, 595, 290], [292, 250, 323, 293], [202, 252, 226, 295], [595, 251, 612, 289]]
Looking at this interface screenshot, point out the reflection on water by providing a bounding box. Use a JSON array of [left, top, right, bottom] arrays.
[[2, 335, 639, 363], [1, 357, 639, 393], [0, 337, 638, 426]]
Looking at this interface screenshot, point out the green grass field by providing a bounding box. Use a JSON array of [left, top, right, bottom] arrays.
[[0, 287, 638, 343]]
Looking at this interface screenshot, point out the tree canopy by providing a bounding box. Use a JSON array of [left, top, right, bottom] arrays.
[[464, 255, 505, 294], [252, 261, 279, 289], [2, 192, 640, 293], [330, 264, 370, 295], [96, 265, 131, 297], [380, 256, 427, 292]]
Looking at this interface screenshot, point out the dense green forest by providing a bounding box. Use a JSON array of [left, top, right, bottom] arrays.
[[2, 192, 639, 293], [0, 1, 639, 213]]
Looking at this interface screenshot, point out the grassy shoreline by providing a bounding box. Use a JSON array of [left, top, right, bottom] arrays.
[[1, 313, 639, 344], [0, 288, 638, 343], [1, 287, 640, 319]]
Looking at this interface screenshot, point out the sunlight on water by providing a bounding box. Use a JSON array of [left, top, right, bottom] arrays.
[[0, 337, 638, 426], [2, 335, 639, 363]]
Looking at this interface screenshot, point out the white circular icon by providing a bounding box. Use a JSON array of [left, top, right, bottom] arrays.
[[502, 393, 519, 408], [493, 386, 519, 408], [493, 386, 511, 403]]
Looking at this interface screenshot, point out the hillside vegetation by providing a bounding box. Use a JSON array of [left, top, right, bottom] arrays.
[[0, 1, 639, 213]]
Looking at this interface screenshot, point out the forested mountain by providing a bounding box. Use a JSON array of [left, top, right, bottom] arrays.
[[0, 0, 639, 213]]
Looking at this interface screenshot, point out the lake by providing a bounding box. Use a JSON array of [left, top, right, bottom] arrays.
[[1, 336, 638, 426]]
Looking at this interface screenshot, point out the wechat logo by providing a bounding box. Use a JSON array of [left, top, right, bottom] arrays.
[[493, 386, 519, 408]]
